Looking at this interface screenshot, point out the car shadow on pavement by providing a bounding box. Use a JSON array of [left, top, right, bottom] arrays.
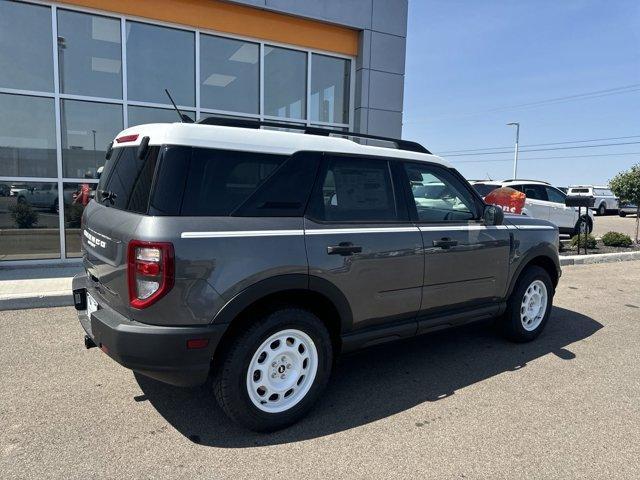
[[135, 306, 602, 447]]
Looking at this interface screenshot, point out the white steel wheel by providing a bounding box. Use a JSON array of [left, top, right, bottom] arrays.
[[246, 329, 318, 414], [520, 280, 548, 331]]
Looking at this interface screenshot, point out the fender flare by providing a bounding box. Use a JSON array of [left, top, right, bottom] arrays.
[[506, 243, 560, 298], [211, 274, 353, 332]]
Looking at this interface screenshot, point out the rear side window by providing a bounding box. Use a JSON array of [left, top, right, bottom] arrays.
[[180, 148, 286, 216], [308, 156, 401, 222], [97, 146, 160, 213], [522, 184, 548, 201]]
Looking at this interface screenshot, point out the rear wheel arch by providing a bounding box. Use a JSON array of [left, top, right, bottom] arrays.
[[211, 275, 351, 366]]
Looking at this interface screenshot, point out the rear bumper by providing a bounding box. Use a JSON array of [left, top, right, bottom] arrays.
[[72, 274, 226, 387]]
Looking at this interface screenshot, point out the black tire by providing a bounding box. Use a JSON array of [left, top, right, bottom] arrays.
[[213, 308, 333, 432], [619, 211, 626, 217], [598, 204, 606, 216], [500, 266, 554, 342]]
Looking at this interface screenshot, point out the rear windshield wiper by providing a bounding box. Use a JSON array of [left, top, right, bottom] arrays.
[[100, 190, 117, 205]]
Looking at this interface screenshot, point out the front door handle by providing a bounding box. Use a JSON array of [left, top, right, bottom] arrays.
[[433, 237, 458, 249], [327, 242, 362, 256]]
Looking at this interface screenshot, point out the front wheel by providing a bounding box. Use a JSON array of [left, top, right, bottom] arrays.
[[500, 266, 554, 342], [213, 308, 332, 432]]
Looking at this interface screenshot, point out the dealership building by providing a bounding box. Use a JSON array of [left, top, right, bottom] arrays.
[[0, 0, 408, 264]]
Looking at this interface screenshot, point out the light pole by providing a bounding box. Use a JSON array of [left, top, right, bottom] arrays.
[[507, 122, 520, 178]]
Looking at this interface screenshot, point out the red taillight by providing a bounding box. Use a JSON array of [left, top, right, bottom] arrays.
[[127, 240, 174, 309], [115, 134, 139, 144]]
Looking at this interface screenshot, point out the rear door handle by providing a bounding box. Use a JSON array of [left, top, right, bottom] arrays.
[[433, 238, 458, 249], [327, 242, 362, 256]]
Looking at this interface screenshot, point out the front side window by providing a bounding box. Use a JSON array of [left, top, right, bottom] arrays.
[[264, 46, 307, 120], [126, 21, 195, 106], [522, 184, 549, 201], [404, 163, 477, 222], [310, 156, 399, 222], [57, 10, 122, 98], [545, 186, 566, 204]]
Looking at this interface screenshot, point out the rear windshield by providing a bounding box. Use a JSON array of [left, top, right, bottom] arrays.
[[96, 146, 160, 213], [472, 183, 500, 197]]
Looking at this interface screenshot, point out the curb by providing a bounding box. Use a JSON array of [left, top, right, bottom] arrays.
[[560, 250, 640, 266], [0, 292, 73, 311]]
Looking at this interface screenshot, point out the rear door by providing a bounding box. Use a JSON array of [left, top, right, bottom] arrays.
[[398, 161, 511, 321], [304, 154, 423, 333]]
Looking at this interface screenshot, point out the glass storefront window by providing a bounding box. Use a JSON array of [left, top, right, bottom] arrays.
[[264, 46, 307, 120], [63, 182, 96, 258], [311, 54, 350, 124], [128, 105, 194, 127], [0, 1, 53, 92], [0, 93, 57, 178], [0, 181, 60, 261], [200, 35, 259, 114], [57, 10, 122, 99], [61, 100, 123, 179], [126, 21, 195, 106]]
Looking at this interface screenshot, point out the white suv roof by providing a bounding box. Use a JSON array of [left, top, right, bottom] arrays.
[[112, 122, 450, 166], [471, 179, 551, 186]]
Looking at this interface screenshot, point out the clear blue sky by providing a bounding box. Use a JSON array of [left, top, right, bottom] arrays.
[[403, 0, 640, 186]]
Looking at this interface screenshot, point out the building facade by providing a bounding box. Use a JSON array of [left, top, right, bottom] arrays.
[[0, 0, 408, 264]]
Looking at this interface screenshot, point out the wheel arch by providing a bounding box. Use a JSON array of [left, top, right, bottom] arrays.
[[507, 248, 560, 299], [211, 274, 352, 363]]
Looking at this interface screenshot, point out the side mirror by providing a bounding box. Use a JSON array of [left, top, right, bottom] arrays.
[[483, 204, 504, 225]]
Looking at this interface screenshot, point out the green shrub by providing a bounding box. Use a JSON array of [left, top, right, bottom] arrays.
[[9, 202, 39, 229], [601, 231, 633, 247], [570, 233, 597, 249]]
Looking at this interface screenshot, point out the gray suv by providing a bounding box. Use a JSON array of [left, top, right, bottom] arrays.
[[73, 119, 561, 431]]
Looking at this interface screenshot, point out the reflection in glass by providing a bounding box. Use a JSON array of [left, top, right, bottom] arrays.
[[126, 21, 195, 105], [0, 181, 60, 261], [0, 1, 54, 92], [128, 106, 194, 127], [0, 94, 57, 178], [200, 35, 259, 114], [63, 182, 96, 257], [264, 46, 306, 120], [61, 100, 123, 179], [57, 10, 122, 98], [311, 54, 350, 124]]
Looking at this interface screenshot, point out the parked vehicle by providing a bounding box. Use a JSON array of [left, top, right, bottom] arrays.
[[567, 185, 619, 216], [10, 183, 59, 212], [73, 121, 561, 431], [470, 179, 593, 235], [619, 202, 638, 217]]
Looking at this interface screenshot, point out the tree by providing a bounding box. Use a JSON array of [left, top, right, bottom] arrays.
[[610, 163, 640, 243]]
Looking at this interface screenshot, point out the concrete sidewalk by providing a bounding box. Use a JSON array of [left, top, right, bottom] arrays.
[[0, 265, 82, 311]]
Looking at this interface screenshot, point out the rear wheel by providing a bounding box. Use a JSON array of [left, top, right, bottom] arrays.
[[500, 266, 554, 342], [213, 308, 332, 432], [619, 211, 626, 217], [598, 204, 606, 216]]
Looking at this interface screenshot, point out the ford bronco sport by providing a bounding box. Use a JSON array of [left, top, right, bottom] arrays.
[[73, 119, 561, 431]]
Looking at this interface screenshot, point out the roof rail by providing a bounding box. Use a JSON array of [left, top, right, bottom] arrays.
[[196, 117, 431, 154], [503, 179, 551, 185]]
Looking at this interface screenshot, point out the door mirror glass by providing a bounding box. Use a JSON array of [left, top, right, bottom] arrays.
[[483, 204, 504, 225]]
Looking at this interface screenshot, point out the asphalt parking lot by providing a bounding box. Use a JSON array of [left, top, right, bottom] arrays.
[[1, 262, 639, 479], [592, 213, 638, 239]]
